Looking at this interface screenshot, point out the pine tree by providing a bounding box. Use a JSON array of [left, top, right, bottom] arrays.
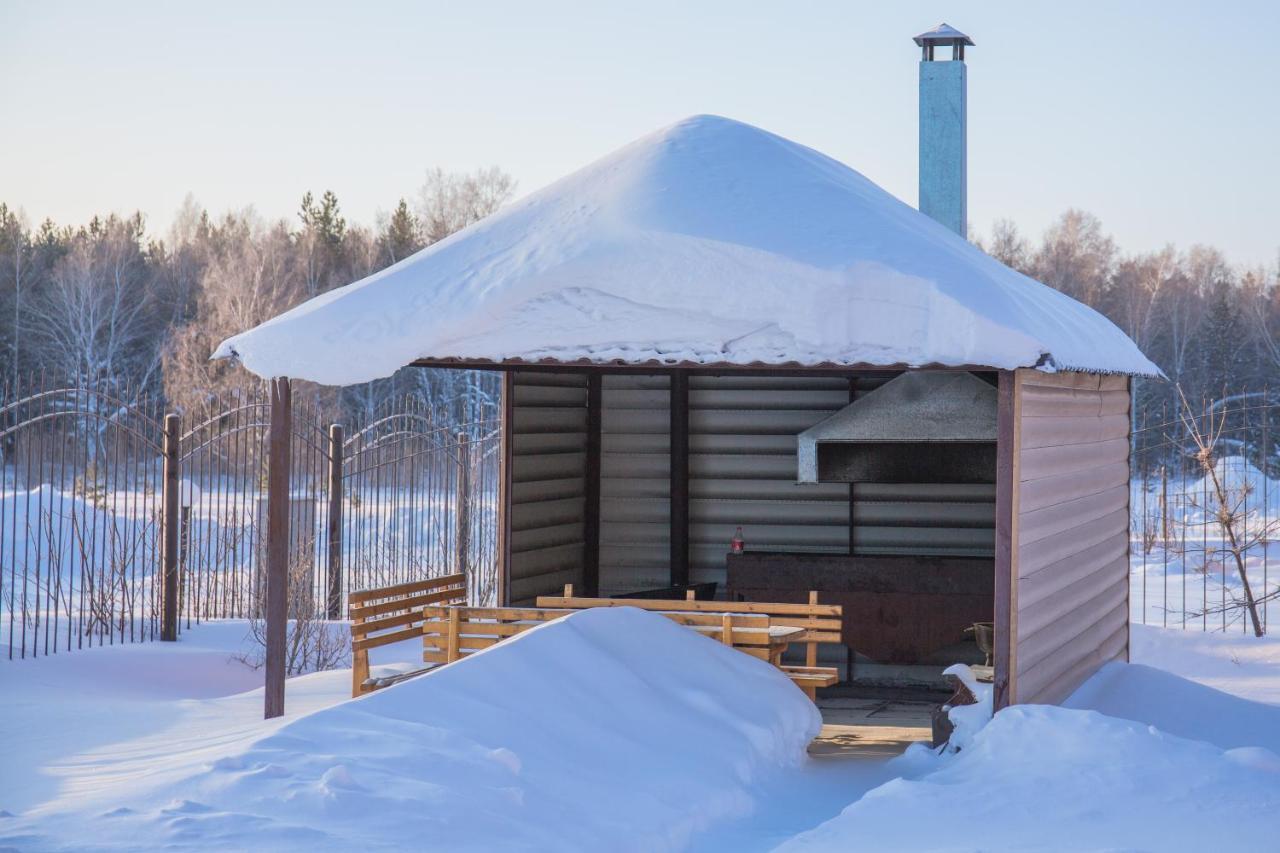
[[380, 198, 422, 264], [1197, 279, 1247, 399]]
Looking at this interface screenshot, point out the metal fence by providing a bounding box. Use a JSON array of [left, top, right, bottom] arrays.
[[0, 375, 499, 659], [1130, 390, 1279, 634]]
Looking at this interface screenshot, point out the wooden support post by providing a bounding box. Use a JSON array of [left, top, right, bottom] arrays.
[[498, 372, 513, 606], [264, 376, 291, 720], [326, 423, 343, 620], [446, 607, 461, 663], [160, 414, 180, 641], [350, 610, 368, 698], [720, 612, 734, 646], [670, 370, 690, 588], [848, 376, 858, 555], [993, 370, 1017, 711], [806, 591, 819, 668], [584, 373, 602, 597], [454, 432, 471, 580]]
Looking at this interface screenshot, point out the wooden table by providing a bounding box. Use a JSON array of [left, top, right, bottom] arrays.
[[734, 625, 808, 665]]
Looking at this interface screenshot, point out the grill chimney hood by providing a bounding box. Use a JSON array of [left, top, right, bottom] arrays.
[[796, 372, 997, 484]]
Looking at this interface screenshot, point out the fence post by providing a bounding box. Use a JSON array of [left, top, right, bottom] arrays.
[[326, 423, 343, 620], [454, 431, 471, 580], [264, 377, 291, 720], [161, 414, 180, 641]]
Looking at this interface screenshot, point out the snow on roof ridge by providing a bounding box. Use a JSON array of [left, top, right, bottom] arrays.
[[214, 114, 1163, 385]]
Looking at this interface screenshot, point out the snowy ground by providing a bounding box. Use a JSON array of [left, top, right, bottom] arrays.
[[2, 616, 1279, 852]]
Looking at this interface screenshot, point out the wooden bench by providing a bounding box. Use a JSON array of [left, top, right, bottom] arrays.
[[349, 573, 467, 697], [422, 605, 779, 665], [536, 587, 843, 699]]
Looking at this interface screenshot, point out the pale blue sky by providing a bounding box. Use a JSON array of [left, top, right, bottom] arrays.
[[3, 1, 1277, 266]]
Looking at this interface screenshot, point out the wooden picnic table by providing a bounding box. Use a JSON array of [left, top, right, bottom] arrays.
[[729, 625, 809, 664]]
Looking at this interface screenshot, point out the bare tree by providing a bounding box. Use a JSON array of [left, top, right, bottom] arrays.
[[1177, 387, 1277, 636], [26, 215, 159, 398], [416, 166, 516, 245]]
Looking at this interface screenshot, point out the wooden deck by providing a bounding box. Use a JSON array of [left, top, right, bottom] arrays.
[[809, 697, 934, 759]]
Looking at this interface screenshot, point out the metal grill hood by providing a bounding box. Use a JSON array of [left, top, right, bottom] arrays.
[[796, 371, 997, 484]]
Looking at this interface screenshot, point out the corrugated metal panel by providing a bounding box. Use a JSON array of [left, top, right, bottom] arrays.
[[688, 375, 851, 589], [592, 371, 998, 593], [1014, 369, 1131, 705], [599, 374, 670, 593], [508, 372, 586, 604]]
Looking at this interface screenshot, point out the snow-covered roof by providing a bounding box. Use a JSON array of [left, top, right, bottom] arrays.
[[214, 115, 1162, 385]]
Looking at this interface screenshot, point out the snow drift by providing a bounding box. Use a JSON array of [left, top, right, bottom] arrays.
[[779, 701, 1280, 853], [6, 607, 820, 852], [214, 115, 1161, 385]]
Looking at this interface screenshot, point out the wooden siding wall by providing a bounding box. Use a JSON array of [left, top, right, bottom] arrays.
[[508, 372, 587, 604], [599, 374, 671, 593], [1012, 369, 1131, 705]]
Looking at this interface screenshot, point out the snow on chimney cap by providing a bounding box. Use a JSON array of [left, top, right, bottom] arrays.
[[913, 23, 974, 48]]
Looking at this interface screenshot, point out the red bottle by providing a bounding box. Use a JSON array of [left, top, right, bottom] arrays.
[[730, 526, 745, 554]]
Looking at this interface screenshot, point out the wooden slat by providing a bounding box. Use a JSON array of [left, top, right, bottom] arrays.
[[1017, 592, 1128, 676], [1017, 567, 1128, 643], [351, 624, 424, 652], [1017, 484, 1129, 547], [349, 573, 466, 606], [1017, 616, 1128, 705], [1016, 533, 1129, 610], [1019, 437, 1129, 482], [1017, 510, 1127, 578], [1018, 461, 1129, 514], [354, 606, 439, 638], [534, 595, 842, 618], [1018, 371, 1127, 392], [1019, 413, 1130, 449], [1020, 387, 1130, 418], [425, 606, 573, 620], [349, 586, 465, 622]]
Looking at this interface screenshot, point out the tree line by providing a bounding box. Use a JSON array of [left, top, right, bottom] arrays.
[[976, 212, 1279, 438], [0, 167, 516, 428], [0, 184, 1275, 436]]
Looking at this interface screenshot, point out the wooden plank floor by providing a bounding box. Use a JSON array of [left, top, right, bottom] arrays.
[[809, 697, 934, 759]]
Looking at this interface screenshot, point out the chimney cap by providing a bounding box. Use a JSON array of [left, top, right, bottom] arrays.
[[913, 23, 974, 48]]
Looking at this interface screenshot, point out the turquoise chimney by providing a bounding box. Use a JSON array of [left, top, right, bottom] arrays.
[[914, 23, 973, 238]]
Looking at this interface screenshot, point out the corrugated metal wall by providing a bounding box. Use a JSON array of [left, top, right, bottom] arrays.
[[1012, 369, 1131, 705], [689, 375, 851, 589], [599, 374, 670, 593], [508, 371, 587, 604], [511, 369, 998, 599]]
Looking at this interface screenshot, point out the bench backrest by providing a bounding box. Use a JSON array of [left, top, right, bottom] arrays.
[[349, 573, 467, 695], [534, 593, 842, 643], [423, 605, 774, 664]]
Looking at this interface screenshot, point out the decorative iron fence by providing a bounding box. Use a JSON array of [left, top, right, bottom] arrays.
[[0, 376, 499, 660], [1130, 389, 1279, 634]]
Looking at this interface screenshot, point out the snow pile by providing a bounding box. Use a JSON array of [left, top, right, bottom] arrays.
[[779, 701, 1280, 852], [1065, 660, 1280, 753], [1128, 623, 1280, 706], [3, 607, 820, 852], [214, 115, 1160, 385], [937, 663, 991, 753]]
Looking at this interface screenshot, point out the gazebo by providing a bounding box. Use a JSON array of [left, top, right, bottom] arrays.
[[217, 115, 1160, 708]]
